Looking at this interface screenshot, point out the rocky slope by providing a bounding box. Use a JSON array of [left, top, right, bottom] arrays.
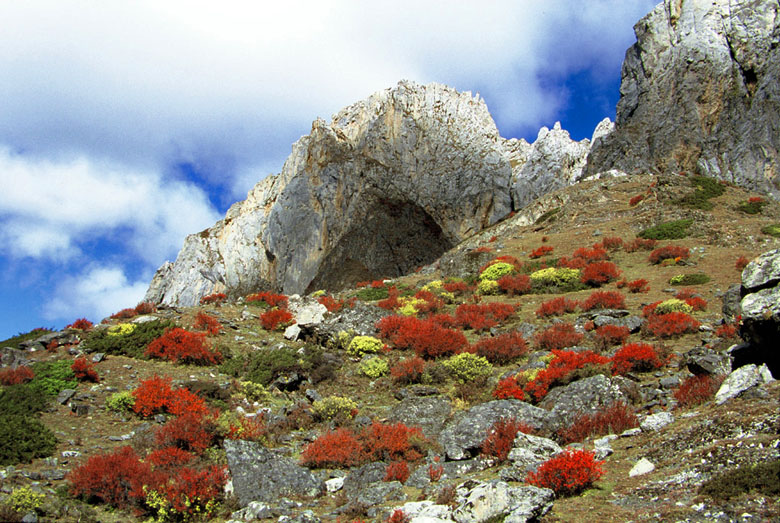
[[585, 0, 780, 196]]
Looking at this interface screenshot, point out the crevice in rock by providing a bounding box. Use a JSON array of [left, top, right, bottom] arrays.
[[306, 198, 453, 292]]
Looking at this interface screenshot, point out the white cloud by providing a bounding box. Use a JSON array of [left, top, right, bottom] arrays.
[[43, 265, 150, 322], [0, 146, 222, 264]]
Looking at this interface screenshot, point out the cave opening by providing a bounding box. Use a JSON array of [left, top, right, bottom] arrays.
[[306, 198, 453, 293]]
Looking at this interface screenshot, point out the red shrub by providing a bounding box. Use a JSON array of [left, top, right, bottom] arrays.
[[300, 428, 363, 468], [735, 256, 750, 271], [71, 357, 99, 382], [412, 290, 445, 315], [715, 321, 739, 339], [525, 349, 610, 402], [155, 411, 216, 454], [377, 315, 468, 358], [649, 245, 690, 264], [146, 328, 221, 365], [152, 465, 226, 520], [556, 402, 638, 444], [624, 238, 657, 252], [132, 375, 207, 418], [390, 357, 426, 384], [593, 324, 630, 349], [645, 312, 701, 338], [317, 295, 343, 313], [455, 303, 514, 331], [246, 291, 288, 308], [674, 374, 725, 408], [383, 461, 410, 483], [485, 302, 516, 322], [536, 297, 579, 318], [683, 296, 707, 311], [0, 366, 34, 386], [472, 246, 492, 253], [199, 293, 226, 305], [493, 375, 525, 400], [626, 279, 649, 293], [534, 323, 584, 351], [581, 261, 620, 286], [601, 237, 624, 250], [134, 302, 156, 315], [110, 308, 137, 320], [580, 290, 625, 311], [360, 422, 426, 462], [428, 463, 444, 482], [377, 286, 402, 310], [526, 449, 604, 496], [68, 446, 154, 508], [572, 246, 609, 262], [165, 387, 209, 417], [387, 509, 411, 523], [497, 274, 531, 296], [529, 245, 554, 258], [193, 312, 222, 335], [371, 280, 386, 288], [629, 194, 645, 206], [556, 256, 588, 269], [259, 308, 295, 331], [226, 415, 267, 442], [481, 418, 534, 462], [443, 281, 470, 295], [147, 447, 194, 468], [66, 318, 94, 330], [472, 331, 528, 364], [611, 343, 665, 375]]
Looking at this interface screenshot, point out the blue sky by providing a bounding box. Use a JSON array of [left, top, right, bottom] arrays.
[[0, 0, 657, 340]]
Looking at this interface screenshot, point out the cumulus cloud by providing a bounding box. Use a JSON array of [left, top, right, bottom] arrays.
[[43, 265, 150, 322], [0, 146, 222, 263]]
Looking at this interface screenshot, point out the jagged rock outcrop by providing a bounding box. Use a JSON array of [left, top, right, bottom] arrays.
[[586, 0, 780, 196], [146, 81, 514, 305]]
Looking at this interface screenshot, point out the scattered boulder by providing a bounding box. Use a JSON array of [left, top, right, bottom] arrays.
[[684, 346, 731, 376], [452, 480, 554, 523], [312, 300, 392, 343], [387, 395, 452, 439], [640, 412, 674, 432], [629, 458, 655, 477], [738, 249, 780, 376], [500, 432, 562, 481], [721, 284, 742, 320], [714, 363, 774, 405], [539, 374, 628, 431], [439, 400, 552, 460], [224, 440, 324, 507], [406, 457, 491, 489]]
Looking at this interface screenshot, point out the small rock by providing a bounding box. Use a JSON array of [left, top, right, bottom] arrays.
[[91, 353, 105, 363], [715, 364, 774, 404], [620, 428, 642, 438], [629, 458, 655, 477], [325, 477, 344, 493], [56, 389, 76, 405], [62, 450, 81, 458], [640, 412, 674, 432]]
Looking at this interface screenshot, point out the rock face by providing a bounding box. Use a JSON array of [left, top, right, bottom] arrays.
[[737, 248, 780, 376], [586, 0, 780, 197], [146, 81, 514, 305]]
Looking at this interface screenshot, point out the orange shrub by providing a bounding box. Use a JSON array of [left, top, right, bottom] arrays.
[[581, 261, 620, 285], [493, 375, 525, 400], [580, 290, 625, 311], [155, 411, 217, 454], [611, 343, 665, 375], [246, 291, 288, 308], [572, 246, 609, 262], [527, 450, 604, 496], [472, 331, 528, 364], [534, 323, 584, 351], [443, 281, 470, 295], [110, 308, 137, 320], [601, 237, 624, 250], [536, 297, 579, 318], [67, 446, 154, 508], [317, 295, 343, 313], [556, 402, 638, 444], [645, 312, 701, 337], [71, 357, 99, 382], [193, 312, 222, 335], [497, 274, 531, 296], [0, 366, 34, 386], [674, 374, 725, 408], [383, 461, 410, 483], [377, 315, 468, 358], [300, 428, 363, 468], [525, 349, 609, 401], [146, 328, 222, 365], [360, 422, 426, 462], [529, 245, 554, 258], [66, 318, 94, 330], [481, 418, 534, 462], [626, 279, 649, 293], [259, 308, 294, 331]]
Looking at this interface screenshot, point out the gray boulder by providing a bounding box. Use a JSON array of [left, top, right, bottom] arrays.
[[738, 249, 780, 376], [387, 395, 452, 440], [224, 440, 324, 507], [538, 374, 628, 431], [715, 363, 774, 405], [500, 433, 562, 481], [684, 346, 731, 376], [640, 412, 674, 432], [312, 300, 392, 343], [439, 400, 552, 460], [452, 480, 554, 523]]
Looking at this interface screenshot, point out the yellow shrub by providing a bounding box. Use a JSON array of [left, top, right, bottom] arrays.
[[347, 335, 384, 357], [358, 357, 389, 379], [529, 267, 581, 287], [477, 279, 499, 295], [655, 299, 694, 315], [442, 353, 493, 383], [108, 323, 136, 336], [312, 396, 358, 421], [480, 262, 515, 281], [7, 486, 44, 513]]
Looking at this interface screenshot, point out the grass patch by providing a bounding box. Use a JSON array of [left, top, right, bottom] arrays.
[[669, 273, 711, 286], [638, 219, 693, 240], [674, 176, 726, 210], [737, 200, 767, 215], [353, 287, 390, 301], [761, 223, 780, 238], [0, 384, 57, 465], [699, 460, 780, 500]]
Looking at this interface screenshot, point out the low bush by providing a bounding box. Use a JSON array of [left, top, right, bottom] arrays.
[[761, 223, 780, 238], [383, 461, 410, 483], [481, 418, 534, 462], [497, 274, 531, 296], [67, 446, 152, 508], [735, 255, 750, 271], [536, 297, 578, 318], [534, 323, 584, 351], [317, 294, 343, 313], [193, 312, 222, 335], [529, 268, 583, 292], [390, 357, 426, 385], [669, 273, 711, 285], [629, 194, 644, 206], [246, 291, 288, 308], [556, 402, 638, 444], [572, 246, 609, 263], [626, 279, 649, 293], [145, 328, 222, 365], [737, 198, 767, 215], [358, 357, 389, 379], [66, 318, 94, 331], [377, 316, 468, 358], [698, 460, 780, 500], [601, 237, 624, 250], [110, 308, 137, 320], [143, 464, 226, 521], [0, 413, 56, 465], [581, 261, 620, 286], [611, 343, 665, 375], [624, 238, 658, 252], [106, 390, 135, 412], [259, 308, 295, 331], [312, 396, 358, 423], [580, 291, 625, 311], [199, 293, 227, 305], [645, 311, 701, 337], [29, 360, 77, 396], [675, 176, 725, 210], [0, 366, 34, 386], [71, 357, 99, 382], [347, 335, 384, 357], [134, 302, 157, 315], [529, 246, 554, 259], [649, 245, 690, 264], [360, 421, 426, 462], [479, 262, 516, 281], [593, 324, 630, 349], [442, 353, 493, 384], [131, 375, 207, 418], [6, 486, 45, 514], [673, 374, 725, 408], [653, 298, 693, 315], [526, 449, 605, 496], [493, 375, 525, 400], [154, 410, 217, 453], [639, 219, 693, 240], [81, 319, 174, 358], [525, 349, 610, 402], [472, 331, 528, 365]]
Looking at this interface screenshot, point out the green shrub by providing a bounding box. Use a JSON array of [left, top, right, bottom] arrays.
[[347, 336, 384, 357], [699, 460, 780, 500], [654, 299, 694, 315], [0, 384, 49, 417], [761, 223, 780, 238], [29, 360, 77, 396], [442, 353, 493, 383], [638, 219, 693, 240], [105, 391, 135, 412], [354, 287, 390, 301], [311, 396, 357, 422], [358, 357, 389, 379], [480, 262, 515, 281], [675, 176, 726, 210], [240, 381, 267, 402], [81, 319, 174, 358], [669, 273, 711, 286], [0, 385, 57, 465], [737, 200, 767, 214], [243, 347, 299, 386]]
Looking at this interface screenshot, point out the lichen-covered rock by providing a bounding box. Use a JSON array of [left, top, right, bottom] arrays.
[[500, 432, 562, 481], [451, 480, 554, 523], [224, 440, 324, 507], [438, 400, 552, 460], [715, 363, 774, 404], [387, 395, 452, 440], [684, 346, 731, 376], [586, 0, 780, 197], [538, 374, 629, 431], [739, 249, 780, 376]]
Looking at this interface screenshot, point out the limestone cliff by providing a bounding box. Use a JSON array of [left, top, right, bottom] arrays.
[[146, 81, 516, 305], [586, 0, 780, 196]]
